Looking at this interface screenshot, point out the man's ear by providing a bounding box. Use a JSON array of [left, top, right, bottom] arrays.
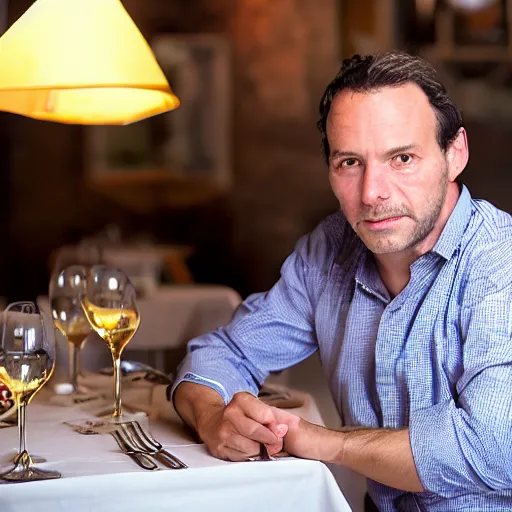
[[445, 128, 469, 182]]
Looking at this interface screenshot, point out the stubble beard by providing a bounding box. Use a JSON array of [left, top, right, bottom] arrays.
[[355, 167, 449, 255]]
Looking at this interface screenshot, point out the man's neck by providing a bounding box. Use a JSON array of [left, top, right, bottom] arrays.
[[374, 183, 461, 298]]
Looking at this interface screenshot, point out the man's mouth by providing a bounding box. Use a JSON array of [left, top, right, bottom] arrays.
[[362, 216, 405, 229]]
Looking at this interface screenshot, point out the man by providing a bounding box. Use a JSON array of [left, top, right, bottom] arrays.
[[171, 52, 512, 511]]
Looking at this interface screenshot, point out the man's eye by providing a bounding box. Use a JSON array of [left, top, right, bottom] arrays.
[[341, 158, 360, 168], [393, 154, 412, 164]]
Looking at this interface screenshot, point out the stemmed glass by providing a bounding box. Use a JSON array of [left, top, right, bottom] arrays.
[[0, 302, 61, 482], [49, 265, 93, 401], [81, 266, 141, 424]]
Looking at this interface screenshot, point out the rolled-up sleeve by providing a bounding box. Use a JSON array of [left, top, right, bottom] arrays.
[[409, 277, 512, 497], [171, 231, 328, 404]]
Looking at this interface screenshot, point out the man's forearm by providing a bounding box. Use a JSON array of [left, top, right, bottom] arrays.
[[282, 418, 424, 492], [318, 425, 424, 492]]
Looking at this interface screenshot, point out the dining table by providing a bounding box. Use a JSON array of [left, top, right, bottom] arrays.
[[0, 388, 352, 512]]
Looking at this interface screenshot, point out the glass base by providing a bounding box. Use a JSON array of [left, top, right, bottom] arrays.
[[11, 452, 45, 464], [64, 410, 149, 435], [0, 451, 61, 483], [0, 465, 61, 483]]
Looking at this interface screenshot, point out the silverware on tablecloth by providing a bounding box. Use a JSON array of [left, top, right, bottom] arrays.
[[247, 443, 276, 462], [120, 421, 188, 469], [259, 443, 274, 461], [110, 429, 158, 471]]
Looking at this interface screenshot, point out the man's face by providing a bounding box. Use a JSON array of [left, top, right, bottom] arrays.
[[327, 84, 453, 255]]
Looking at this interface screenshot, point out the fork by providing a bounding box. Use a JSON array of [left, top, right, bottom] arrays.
[[110, 429, 158, 471], [121, 421, 188, 469], [247, 443, 275, 462], [259, 443, 274, 461]]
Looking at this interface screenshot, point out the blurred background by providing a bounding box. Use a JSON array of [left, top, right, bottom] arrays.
[[0, 0, 510, 303]]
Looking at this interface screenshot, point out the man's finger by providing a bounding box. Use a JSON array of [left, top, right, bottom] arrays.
[[226, 432, 261, 456], [269, 406, 301, 429], [231, 414, 278, 445], [213, 442, 260, 462], [223, 447, 255, 462], [231, 393, 276, 425], [267, 422, 289, 438], [266, 438, 285, 456]]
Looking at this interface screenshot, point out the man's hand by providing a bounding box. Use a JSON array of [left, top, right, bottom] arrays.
[[197, 393, 289, 461], [173, 382, 288, 461], [269, 406, 327, 460]]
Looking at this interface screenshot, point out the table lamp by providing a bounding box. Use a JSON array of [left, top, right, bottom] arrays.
[[0, 0, 179, 124]]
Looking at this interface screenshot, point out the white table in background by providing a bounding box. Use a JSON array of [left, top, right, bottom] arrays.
[[37, 285, 242, 373]]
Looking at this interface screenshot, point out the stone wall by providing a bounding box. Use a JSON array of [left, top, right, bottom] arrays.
[[8, 1, 508, 302]]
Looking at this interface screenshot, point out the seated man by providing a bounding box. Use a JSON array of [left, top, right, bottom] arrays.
[[170, 52, 512, 511]]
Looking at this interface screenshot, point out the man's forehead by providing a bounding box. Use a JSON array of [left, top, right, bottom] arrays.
[[328, 83, 434, 120], [326, 84, 437, 142]]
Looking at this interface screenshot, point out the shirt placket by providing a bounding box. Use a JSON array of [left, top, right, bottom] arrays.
[[372, 255, 442, 429], [375, 304, 406, 428], [353, 277, 403, 427]]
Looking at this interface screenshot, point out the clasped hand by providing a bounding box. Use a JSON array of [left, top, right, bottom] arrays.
[[197, 392, 304, 462]]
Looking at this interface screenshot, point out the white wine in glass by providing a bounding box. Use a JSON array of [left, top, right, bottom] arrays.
[[50, 265, 93, 398], [82, 266, 140, 422], [81, 301, 139, 356], [0, 302, 61, 482]]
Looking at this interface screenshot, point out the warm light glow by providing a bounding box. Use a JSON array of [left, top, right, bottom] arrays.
[[0, 0, 180, 124], [447, 0, 497, 11]]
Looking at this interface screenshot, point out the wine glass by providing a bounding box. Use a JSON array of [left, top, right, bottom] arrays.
[[49, 265, 93, 400], [81, 265, 141, 424], [0, 302, 61, 482]]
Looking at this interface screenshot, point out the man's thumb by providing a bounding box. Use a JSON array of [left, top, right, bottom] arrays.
[[275, 423, 288, 438]]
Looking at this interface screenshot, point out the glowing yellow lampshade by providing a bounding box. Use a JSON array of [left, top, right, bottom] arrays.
[[0, 0, 180, 124]]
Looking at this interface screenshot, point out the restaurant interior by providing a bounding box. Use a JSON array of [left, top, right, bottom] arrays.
[[0, 1, 510, 510]]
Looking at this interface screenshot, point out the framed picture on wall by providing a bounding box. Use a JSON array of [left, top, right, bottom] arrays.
[[85, 34, 232, 208]]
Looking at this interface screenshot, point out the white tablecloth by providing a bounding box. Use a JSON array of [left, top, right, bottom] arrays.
[[0, 395, 351, 512]]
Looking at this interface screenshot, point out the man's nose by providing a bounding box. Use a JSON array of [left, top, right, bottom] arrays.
[[361, 163, 390, 206]]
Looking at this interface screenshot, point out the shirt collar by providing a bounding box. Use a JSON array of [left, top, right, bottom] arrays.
[[431, 185, 473, 260], [355, 251, 391, 304]]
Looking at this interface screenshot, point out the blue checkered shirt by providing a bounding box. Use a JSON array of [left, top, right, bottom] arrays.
[[173, 186, 512, 511]]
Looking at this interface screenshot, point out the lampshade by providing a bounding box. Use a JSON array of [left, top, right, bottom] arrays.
[[0, 0, 180, 124]]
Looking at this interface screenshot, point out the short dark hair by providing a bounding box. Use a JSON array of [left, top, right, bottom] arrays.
[[317, 52, 463, 165]]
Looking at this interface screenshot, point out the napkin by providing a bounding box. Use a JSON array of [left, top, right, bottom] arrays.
[[65, 369, 175, 421]]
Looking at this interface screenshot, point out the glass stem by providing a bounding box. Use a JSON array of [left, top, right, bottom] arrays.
[[69, 344, 80, 391], [18, 400, 27, 455], [112, 353, 122, 418]]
